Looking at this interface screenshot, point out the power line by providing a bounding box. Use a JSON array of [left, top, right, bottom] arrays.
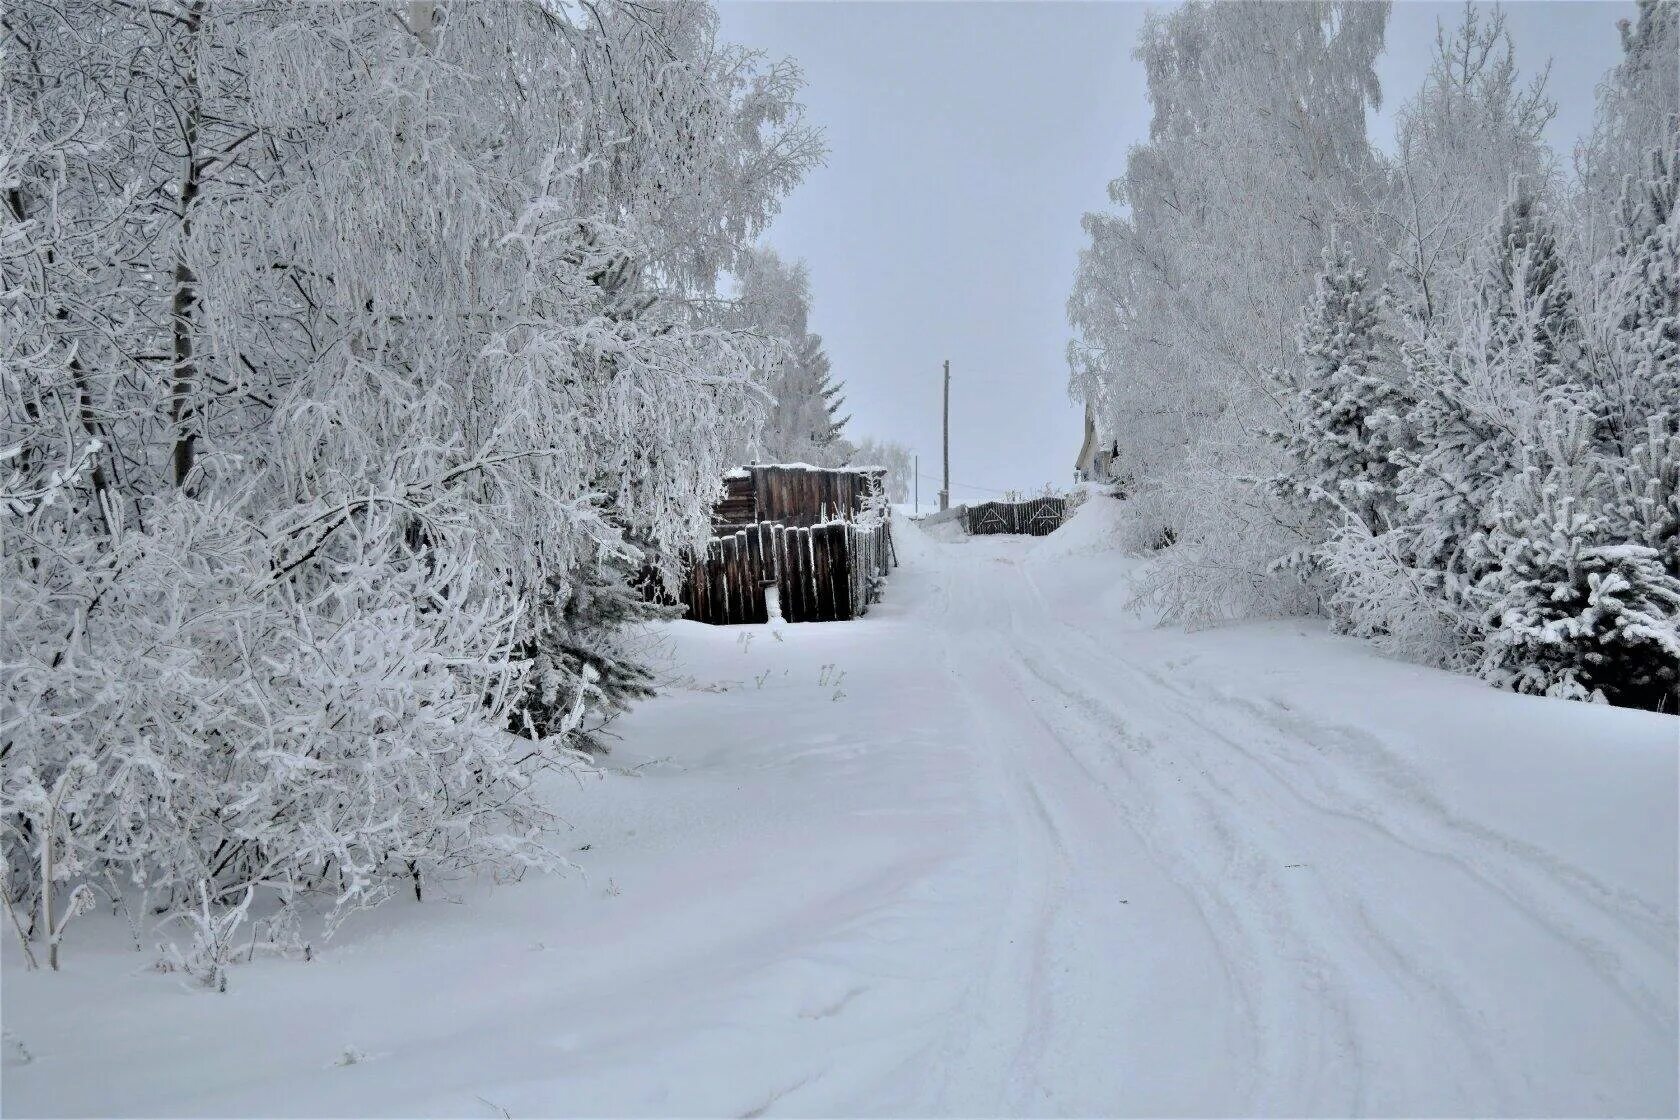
[[913, 470, 1013, 496]]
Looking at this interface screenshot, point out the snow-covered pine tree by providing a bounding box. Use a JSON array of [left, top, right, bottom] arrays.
[[1576, 0, 1679, 263], [509, 241, 677, 752], [514, 546, 666, 753], [775, 332, 851, 464], [1270, 242, 1408, 540], [1477, 404, 1680, 708]]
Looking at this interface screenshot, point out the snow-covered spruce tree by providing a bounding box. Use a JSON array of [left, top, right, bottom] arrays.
[[507, 246, 689, 753], [1582, 123, 1680, 452], [1481, 184, 1582, 379], [1269, 242, 1408, 542], [2, 0, 816, 965], [772, 332, 851, 465], [1607, 415, 1680, 581], [1476, 405, 1680, 708]]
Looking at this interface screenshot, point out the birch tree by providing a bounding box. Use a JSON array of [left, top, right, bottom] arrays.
[[2, 0, 819, 969]]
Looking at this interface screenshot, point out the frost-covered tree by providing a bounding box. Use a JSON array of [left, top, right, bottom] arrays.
[[1270, 243, 1408, 539], [1481, 183, 1582, 377], [1068, 0, 1389, 620], [1065, 0, 1678, 707], [729, 246, 850, 465], [1379, 2, 1555, 328], [1581, 124, 1680, 451], [1477, 405, 1680, 708], [2, 0, 819, 965], [1576, 0, 1680, 263], [1390, 182, 1579, 628], [850, 437, 915, 503]]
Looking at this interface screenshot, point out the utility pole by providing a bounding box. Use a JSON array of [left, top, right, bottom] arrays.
[[913, 453, 919, 515], [940, 359, 950, 512]]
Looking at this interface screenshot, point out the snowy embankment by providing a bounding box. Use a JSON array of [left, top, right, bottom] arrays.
[[5, 496, 1676, 1117]]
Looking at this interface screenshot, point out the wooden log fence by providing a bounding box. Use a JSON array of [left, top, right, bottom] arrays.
[[682, 516, 895, 625], [964, 497, 1067, 537], [682, 527, 768, 626]]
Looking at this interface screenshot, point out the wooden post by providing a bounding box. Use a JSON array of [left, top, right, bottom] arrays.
[[784, 527, 805, 622], [827, 523, 847, 620], [772, 524, 789, 622], [812, 525, 832, 622], [940, 360, 950, 512]]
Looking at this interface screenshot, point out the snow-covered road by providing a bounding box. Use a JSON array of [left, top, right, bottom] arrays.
[[5, 498, 1676, 1116], [912, 517, 1675, 1116]]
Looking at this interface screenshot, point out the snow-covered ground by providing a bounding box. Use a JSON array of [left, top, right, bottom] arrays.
[[5, 496, 1676, 1117]]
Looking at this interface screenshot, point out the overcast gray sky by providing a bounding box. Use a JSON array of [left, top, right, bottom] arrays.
[[715, 1, 1635, 499]]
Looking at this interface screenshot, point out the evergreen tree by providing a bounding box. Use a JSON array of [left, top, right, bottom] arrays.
[[1589, 125, 1680, 447], [1270, 243, 1408, 538], [514, 548, 667, 753], [1477, 405, 1680, 708], [729, 247, 851, 465], [1482, 184, 1581, 378], [763, 332, 849, 465], [1576, 0, 1679, 259], [1397, 181, 1581, 608], [508, 246, 672, 752]]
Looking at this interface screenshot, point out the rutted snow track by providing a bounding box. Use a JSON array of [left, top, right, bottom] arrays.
[[913, 529, 1675, 1115], [878, 509, 1677, 1116], [4, 502, 1675, 1118]]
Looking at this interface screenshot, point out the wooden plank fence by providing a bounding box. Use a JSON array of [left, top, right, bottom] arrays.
[[749, 465, 883, 527], [677, 464, 896, 625], [681, 526, 769, 626], [964, 497, 1067, 537], [774, 519, 893, 623], [682, 517, 894, 625]]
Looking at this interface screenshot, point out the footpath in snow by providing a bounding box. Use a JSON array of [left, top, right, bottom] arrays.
[[4, 496, 1676, 1117]]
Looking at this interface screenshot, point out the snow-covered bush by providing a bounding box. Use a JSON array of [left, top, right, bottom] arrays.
[[159, 883, 256, 993]]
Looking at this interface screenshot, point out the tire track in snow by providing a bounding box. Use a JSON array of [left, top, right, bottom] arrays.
[[1002, 555, 1673, 1108], [1021, 564, 1677, 1036], [920, 545, 1070, 1114], [990, 571, 1380, 1113]]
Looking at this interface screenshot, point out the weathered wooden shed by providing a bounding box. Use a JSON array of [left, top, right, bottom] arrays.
[[714, 464, 887, 530], [680, 465, 895, 625]]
